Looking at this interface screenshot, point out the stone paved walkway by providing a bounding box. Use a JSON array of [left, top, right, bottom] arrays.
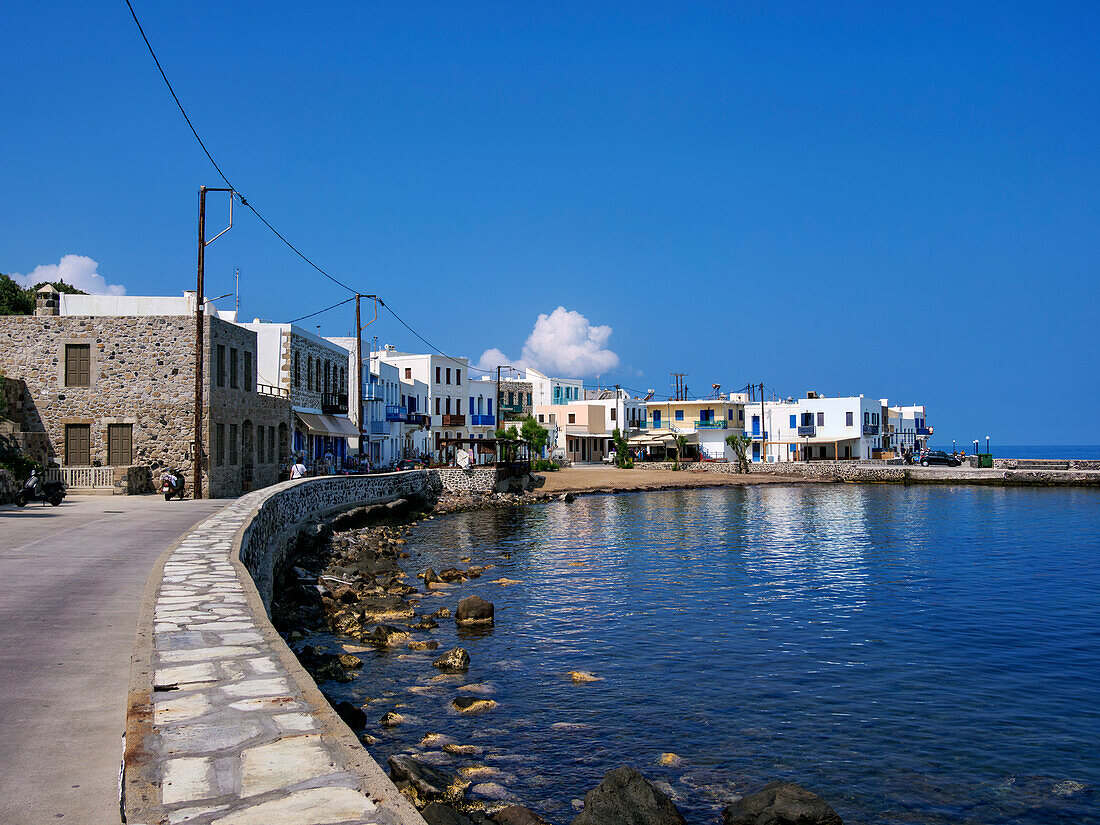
[[128, 490, 417, 825]]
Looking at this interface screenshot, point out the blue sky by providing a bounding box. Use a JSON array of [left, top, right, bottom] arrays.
[[2, 2, 1097, 445]]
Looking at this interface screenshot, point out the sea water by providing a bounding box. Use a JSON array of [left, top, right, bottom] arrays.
[[321, 485, 1100, 824]]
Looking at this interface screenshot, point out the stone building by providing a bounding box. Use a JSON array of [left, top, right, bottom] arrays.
[[496, 379, 533, 420], [0, 287, 290, 497]]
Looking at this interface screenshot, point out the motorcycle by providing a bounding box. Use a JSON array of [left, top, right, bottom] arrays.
[[161, 469, 186, 501], [15, 469, 66, 507]]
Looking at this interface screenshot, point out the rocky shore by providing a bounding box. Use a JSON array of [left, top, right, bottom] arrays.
[[270, 488, 848, 825]]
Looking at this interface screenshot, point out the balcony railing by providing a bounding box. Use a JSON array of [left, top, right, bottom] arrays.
[[916, 427, 932, 436], [797, 425, 816, 437], [256, 383, 289, 398], [369, 420, 388, 435], [471, 414, 496, 427], [363, 384, 382, 401], [321, 392, 348, 415], [441, 414, 465, 427], [694, 419, 727, 429], [386, 405, 407, 422], [405, 413, 429, 427], [863, 424, 880, 436]]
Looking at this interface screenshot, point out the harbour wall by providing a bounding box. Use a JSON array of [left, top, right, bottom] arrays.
[[123, 472, 438, 825]]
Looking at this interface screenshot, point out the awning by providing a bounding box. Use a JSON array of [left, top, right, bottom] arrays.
[[295, 412, 359, 438]]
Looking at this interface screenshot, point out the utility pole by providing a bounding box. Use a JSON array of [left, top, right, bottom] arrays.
[[759, 381, 766, 460], [193, 185, 233, 499], [355, 296, 363, 459], [671, 372, 688, 401]]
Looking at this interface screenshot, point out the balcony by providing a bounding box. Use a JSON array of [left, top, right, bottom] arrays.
[[256, 383, 289, 398], [386, 405, 407, 422], [797, 425, 816, 437], [321, 392, 348, 415], [471, 414, 496, 427], [916, 427, 932, 436], [863, 424, 880, 436], [441, 414, 465, 427], [694, 419, 727, 429], [362, 384, 382, 401], [369, 420, 388, 435], [747, 430, 769, 440], [405, 413, 429, 427]]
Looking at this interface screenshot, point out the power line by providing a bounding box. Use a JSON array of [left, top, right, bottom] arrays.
[[377, 300, 494, 374], [288, 296, 355, 324], [123, 0, 358, 295]]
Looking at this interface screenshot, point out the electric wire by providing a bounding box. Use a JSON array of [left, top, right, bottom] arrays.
[[123, 0, 358, 295], [288, 296, 355, 324]]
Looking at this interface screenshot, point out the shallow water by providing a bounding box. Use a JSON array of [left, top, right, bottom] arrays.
[[320, 485, 1100, 824]]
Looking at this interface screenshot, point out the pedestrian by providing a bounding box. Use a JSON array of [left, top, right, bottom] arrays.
[[290, 455, 307, 479]]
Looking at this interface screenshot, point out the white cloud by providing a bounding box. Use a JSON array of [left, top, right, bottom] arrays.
[[11, 254, 126, 296], [477, 307, 620, 378]]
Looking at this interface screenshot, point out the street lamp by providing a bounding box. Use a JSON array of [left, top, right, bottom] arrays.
[[973, 439, 979, 456], [986, 435, 990, 455]]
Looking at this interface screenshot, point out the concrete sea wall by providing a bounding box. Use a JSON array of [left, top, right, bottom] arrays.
[[123, 472, 438, 825], [632, 460, 1100, 486]]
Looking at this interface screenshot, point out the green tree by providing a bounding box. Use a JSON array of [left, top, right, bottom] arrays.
[[519, 416, 549, 455], [0, 275, 34, 316], [673, 434, 689, 468], [611, 427, 633, 468], [726, 433, 752, 472]]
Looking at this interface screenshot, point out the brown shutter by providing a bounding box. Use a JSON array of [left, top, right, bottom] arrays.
[[65, 344, 90, 387], [108, 424, 133, 466], [66, 424, 90, 465]]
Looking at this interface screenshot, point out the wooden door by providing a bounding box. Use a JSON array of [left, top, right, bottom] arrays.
[[107, 424, 132, 466], [66, 424, 91, 466]]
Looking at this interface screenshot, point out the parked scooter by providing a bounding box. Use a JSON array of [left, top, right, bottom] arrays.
[[15, 469, 66, 507], [161, 469, 186, 501]]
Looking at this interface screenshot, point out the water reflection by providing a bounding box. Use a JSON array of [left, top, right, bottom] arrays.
[[315, 486, 1100, 825]]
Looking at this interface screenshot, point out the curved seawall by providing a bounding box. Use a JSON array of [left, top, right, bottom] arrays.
[[123, 473, 439, 825]]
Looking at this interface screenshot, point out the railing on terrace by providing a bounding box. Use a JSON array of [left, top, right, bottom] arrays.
[[441, 414, 465, 427], [797, 425, 817, 437], [405, 413, 429, 427], [369, 420, 388, 435], [256, 383, 289, 398], [694, 419, 727, 429], [385, 405, 407, 422], [362, 385, 382, 401], [471, 414, 496, 426], [60, 466, 114, 488], [321, 393, 349, 415], [498, 403, 525, 414], [863, 425, 880, 436], [916, 427, 932, 436]]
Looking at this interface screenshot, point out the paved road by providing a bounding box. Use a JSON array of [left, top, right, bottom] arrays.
[[0, 495, 228, 825]]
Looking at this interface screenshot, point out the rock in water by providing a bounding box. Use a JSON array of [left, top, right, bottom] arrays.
[[572, 766, 687, 825], [433, 648, 471, 671], [568, 670, 600, 683], [388, 755, 466, 801], [455, 595, 495, 627], [422, 802, 476, 825], [334, 700, 367, 730], [363, 625, 411, 647], [451, 696, 498, 714], [721, 782, 843, 825], [492, 805, 552, 825], [379, 711, 405, 727]]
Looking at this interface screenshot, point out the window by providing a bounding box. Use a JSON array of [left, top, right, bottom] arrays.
[[446, 368, 451, 384], [405, 367, 412, 379], [738, 409, 745, 421], [846, 412, 854, 426], [435, 397, 440, 415], [610, 408, 616, 421], [445, 397, 452, 414], [675, 410, 684, 421], [268, 427, 275, 462], [64, 344, 90, 387], [229, 424, 238, 465], [65, 424, 90, 466], [230, 348, 239, 389], [436, 366, 441, 383], [538, 414, 545, 423], [217, 345, 226, 387], [549, 414, 556, 424], [294, 351, 300, 387], [107, 424, 133, 466], [456, 398, 462, 414], [256, 426, 264, 463], [568, 413, 576, 424], [817, 412, 825, 426], [864, 411, 869, 425], [507, 391, 514, 404], [790, 414, 797, 428], [456, 370, 461, 386], [215, 423, 225, 466], [307, 358, 313, 391], [244, 351, 253, 392]]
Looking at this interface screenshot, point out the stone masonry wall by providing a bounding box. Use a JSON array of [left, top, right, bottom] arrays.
[[431, 466, 500, 494], [0, 468, 13, 504], [123, 473, 436, 825]]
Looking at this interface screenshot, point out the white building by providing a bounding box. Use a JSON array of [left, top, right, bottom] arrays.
[[887, 404, 932, 455], [749, 393, 887, 462], [641, 395, 749, 460], [526, 368, 584, 408], [376, 347, 471, 456], [400, 376, 433, 460], [584, 389, 647, 434]]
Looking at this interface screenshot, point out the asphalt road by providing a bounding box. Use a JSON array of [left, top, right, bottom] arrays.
[[0, 494, 228, 825]]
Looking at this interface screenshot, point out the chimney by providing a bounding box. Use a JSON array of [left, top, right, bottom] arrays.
[[35, 284, 60, 316]]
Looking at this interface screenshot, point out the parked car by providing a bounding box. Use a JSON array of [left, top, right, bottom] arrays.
[[920, 449, 961, 467]]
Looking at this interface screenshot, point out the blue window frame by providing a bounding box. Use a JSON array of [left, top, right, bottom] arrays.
[[653, 411, 662, 424], [675, 410, 684, 421], [790, 414, 797, 428]]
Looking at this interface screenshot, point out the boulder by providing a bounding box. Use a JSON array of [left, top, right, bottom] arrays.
[[421, 568, 442, 585], [492, 805, 551, 825], [409, 640, 441, 652], [388, 755, 466, 801], [423, 802, 477, 825], [334, 700, 367, 729], [433, 648, 471, 671], [455, 596, 495, 627], [721, 782, 843, 825], [559, 492, 575, 503], [430, 607, 452, 619], [379, 711, 406, 727], [439, 567, 467, 582], [411, 616, 439, 630], [451, 696, 498, 714], [363, 625, 411, 647], [572, 767, 686, 825]]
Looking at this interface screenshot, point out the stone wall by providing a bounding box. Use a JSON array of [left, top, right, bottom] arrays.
[[431, 466, 501, 494], [993, 458, 1100, 470], [498, 380, 533, 419], [123, 473, 436, 825], [0, 468, 13, 504], [284, 331, 348, 410]]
